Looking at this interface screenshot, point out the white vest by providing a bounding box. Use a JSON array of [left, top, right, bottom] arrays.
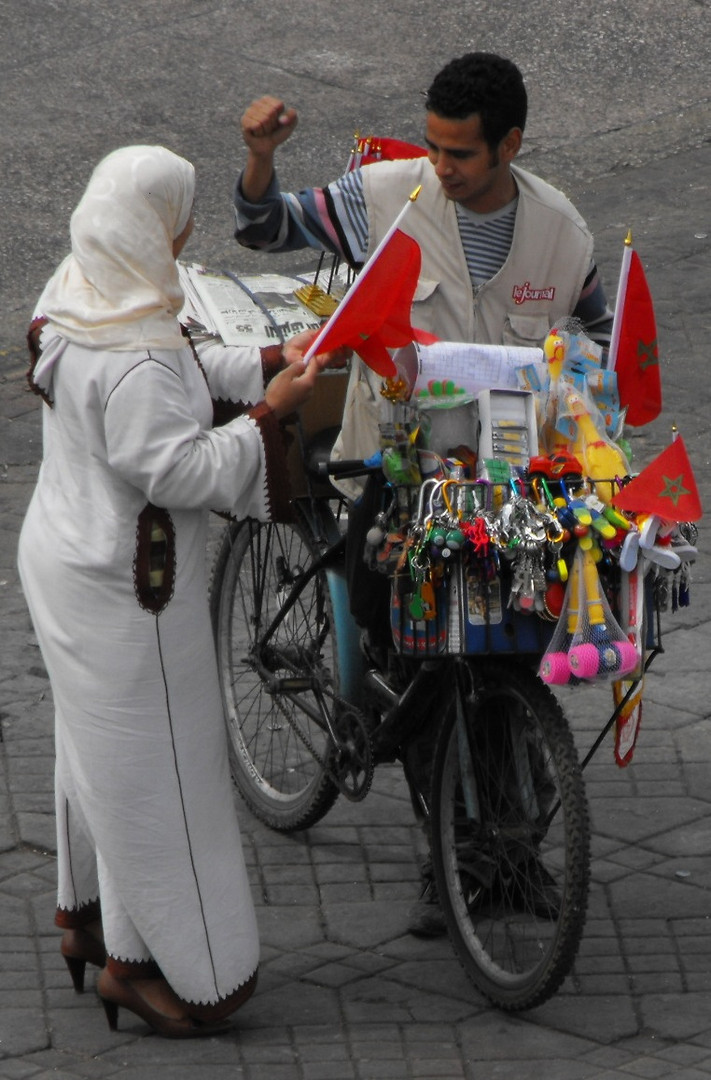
[[331, 157, 594, 496]]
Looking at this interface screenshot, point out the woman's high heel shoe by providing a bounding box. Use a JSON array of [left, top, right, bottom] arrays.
[[96, 970, 233, 1039], [61, 927, 107, 993]]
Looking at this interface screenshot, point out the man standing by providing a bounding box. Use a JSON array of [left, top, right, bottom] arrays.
[[234, 52, 610, 935], [235, 52, 612, 475]]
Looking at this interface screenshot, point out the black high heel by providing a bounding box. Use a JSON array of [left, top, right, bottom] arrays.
[[96, 970, 233, 1039], [61, 927, 107, 993]]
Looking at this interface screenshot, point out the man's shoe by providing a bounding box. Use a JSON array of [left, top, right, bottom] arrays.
[[406, 854, 560, 936], [406, 868, 447, 938]]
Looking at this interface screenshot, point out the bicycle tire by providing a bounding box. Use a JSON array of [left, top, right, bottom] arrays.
[[210, 516, 341, 831], [430, 659, 590, 1011]]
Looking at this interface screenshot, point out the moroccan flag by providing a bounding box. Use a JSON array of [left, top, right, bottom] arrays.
[[353, 135, 429, 169], [608, 240, 662, 427], [304, 199, 436, 376], [611, 435, 702, 521]]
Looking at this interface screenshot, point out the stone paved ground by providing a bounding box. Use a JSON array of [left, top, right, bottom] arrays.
[[1, 1, 710, 1077]]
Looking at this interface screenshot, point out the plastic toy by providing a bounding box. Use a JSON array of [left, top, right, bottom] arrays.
[[540, 545, 639, 684], [564, 388, 631, 500], [543, 326, 567, 381]]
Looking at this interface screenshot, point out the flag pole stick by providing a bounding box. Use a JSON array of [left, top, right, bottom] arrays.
[[347, 130, 360, 173], [607, 229, 633, 372], [303, 186, 422, 362]]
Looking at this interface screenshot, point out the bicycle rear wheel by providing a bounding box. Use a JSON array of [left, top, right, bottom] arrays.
[[430, 659, 590, 1011], [210, 516, 341, 831]]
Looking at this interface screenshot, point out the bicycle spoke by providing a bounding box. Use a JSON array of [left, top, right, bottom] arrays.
[[211, 517, 342, 830], [431, 662, 590, 1010]]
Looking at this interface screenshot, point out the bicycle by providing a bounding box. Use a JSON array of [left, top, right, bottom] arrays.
[[207, 422, 660, 1012]]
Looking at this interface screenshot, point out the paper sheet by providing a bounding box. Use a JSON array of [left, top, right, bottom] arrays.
[[411, 340, 544, 397], [178, 264, 322, 345]]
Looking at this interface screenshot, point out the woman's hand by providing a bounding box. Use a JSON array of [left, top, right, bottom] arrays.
[[282, 329, 350, 370], [264, 330, 351, 419], [264, 360, 320, 420]]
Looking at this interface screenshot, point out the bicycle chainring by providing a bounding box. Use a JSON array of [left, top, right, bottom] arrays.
[[331, 707, 374, 802]]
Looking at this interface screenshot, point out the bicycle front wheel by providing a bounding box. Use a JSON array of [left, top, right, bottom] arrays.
[[431, 660, 590, 1011], [210, 517, 341, 831]]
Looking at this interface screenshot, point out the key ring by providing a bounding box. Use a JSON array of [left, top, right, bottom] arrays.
[[414, 477, 440, 527]]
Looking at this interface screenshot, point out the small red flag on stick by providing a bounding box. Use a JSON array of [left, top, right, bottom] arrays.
[[608, 233, 662, 427], [304, 187, 435, 376], [611, 435, 702, 522]]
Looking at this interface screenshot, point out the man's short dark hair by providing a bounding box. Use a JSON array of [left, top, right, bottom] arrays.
[[425, 53, 528, 149]]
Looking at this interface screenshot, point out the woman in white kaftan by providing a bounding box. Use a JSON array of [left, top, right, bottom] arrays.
[[17, 145, 332, 1036]]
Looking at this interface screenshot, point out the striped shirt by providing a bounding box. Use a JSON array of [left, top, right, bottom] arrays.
[[234, 166, 613, 346], [455, 200, 518, 287]]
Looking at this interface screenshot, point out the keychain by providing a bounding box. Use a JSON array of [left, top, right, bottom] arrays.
[[408, 548, 437, 621]]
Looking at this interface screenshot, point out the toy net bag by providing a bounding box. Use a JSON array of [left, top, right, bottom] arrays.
[[539, 545, 640, 685]]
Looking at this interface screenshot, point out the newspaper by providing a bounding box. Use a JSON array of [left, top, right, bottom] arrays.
[[178, 263, 323, 346]]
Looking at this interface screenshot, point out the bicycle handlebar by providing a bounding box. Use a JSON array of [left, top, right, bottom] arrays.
[[314, 458, 382, 481]]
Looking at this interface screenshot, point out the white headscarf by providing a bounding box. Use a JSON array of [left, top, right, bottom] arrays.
[[37, 145, 195, 350]]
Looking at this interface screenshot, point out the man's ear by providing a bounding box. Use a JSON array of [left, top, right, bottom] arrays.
[[499, 127, 523, 163]]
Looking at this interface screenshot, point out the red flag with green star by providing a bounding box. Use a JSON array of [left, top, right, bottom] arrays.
[[611, 436, 702, 521], [609, 245, 662, 427]]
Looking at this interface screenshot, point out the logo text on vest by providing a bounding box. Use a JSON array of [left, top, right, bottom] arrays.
[[512, 282, 556, 305]]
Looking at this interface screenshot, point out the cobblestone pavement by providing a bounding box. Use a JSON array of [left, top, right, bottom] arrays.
[[1, 2, 711, 1077]]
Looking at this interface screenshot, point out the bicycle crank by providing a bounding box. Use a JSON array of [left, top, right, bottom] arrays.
[[264, 682, 374, 803], [331, 707, 374, 802]]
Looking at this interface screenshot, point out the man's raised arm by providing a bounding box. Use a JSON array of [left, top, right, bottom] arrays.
[[240, 95, 298, 203]]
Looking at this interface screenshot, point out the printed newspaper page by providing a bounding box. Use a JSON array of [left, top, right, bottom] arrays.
[[178, 264, 323, 346]]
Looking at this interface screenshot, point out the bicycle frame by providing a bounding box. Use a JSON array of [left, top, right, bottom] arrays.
[[209, 399, 675, 1012], [210, 463, 596, 1009]]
